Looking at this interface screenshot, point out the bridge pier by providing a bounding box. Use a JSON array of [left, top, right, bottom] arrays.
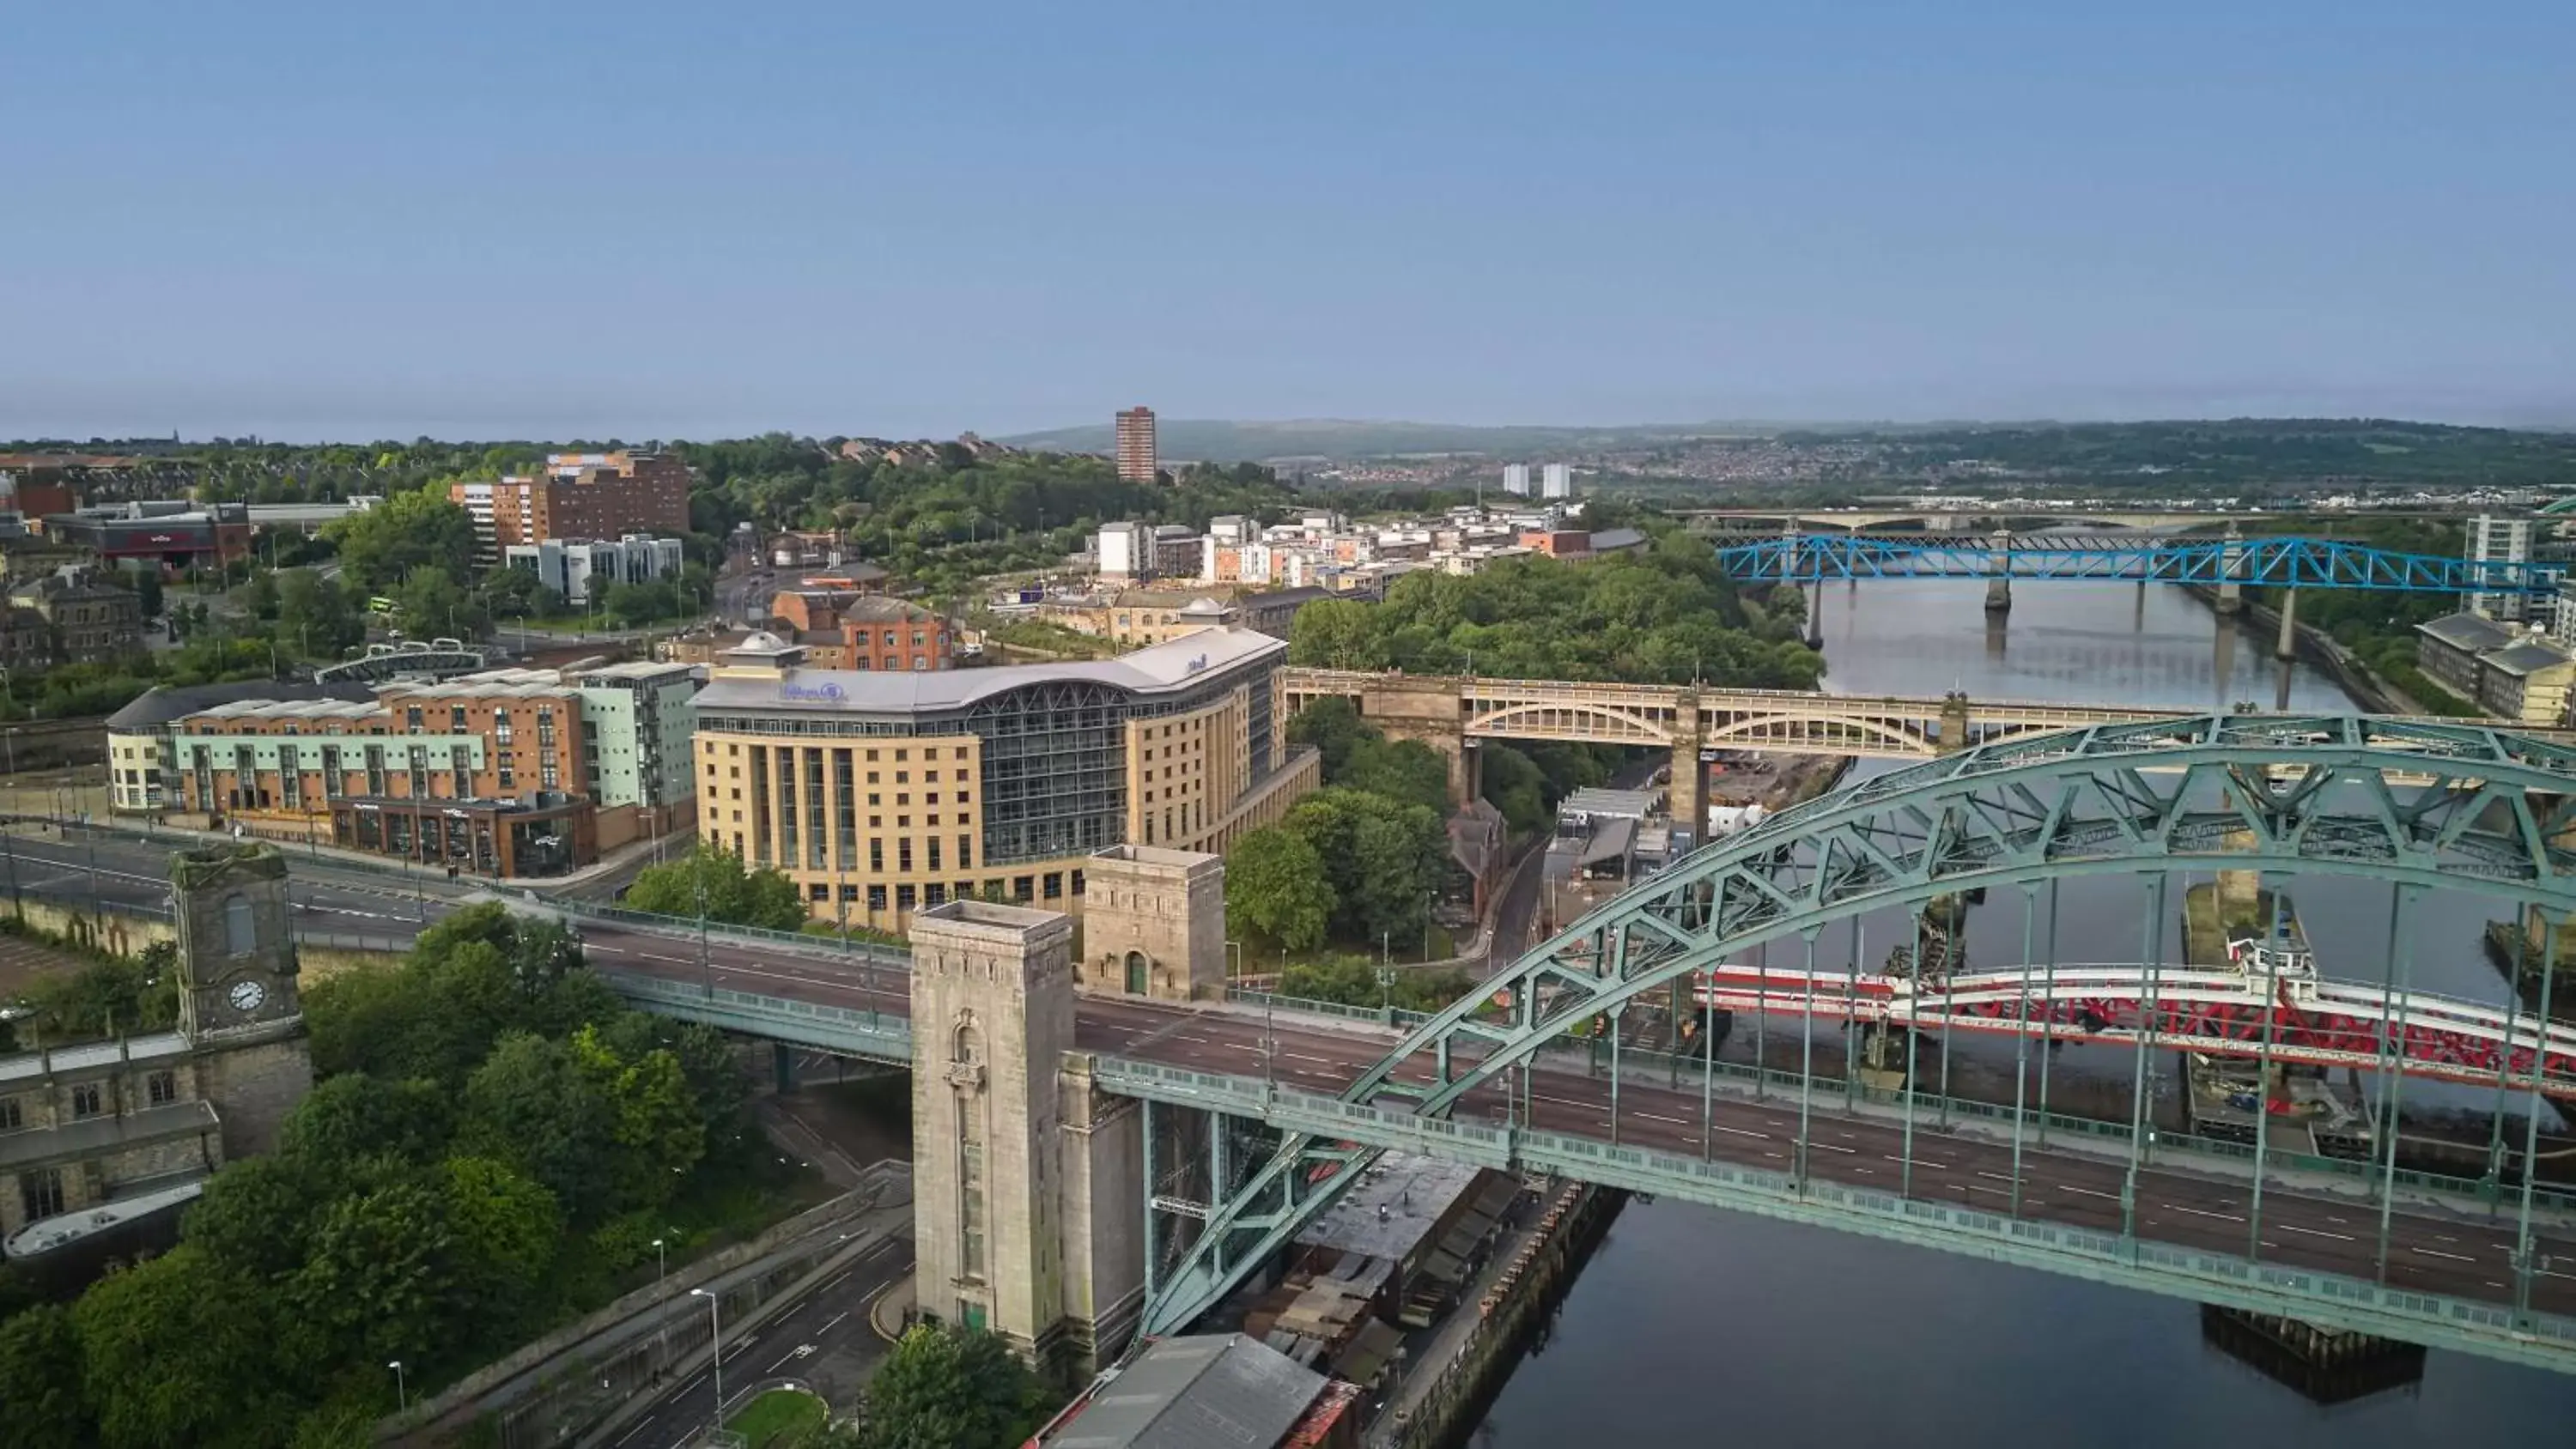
[[1670, 695, 1704, 846], [1078, 846, 1226, 1002], [2276, 587, 2300, 662], [1805, 578, 1825, 650], [1984, 527, 2013, 615], [1938, 690, 1972, 754], [2217, 524, 2247, 615]]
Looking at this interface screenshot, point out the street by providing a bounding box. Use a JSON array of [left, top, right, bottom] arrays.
[[610, 1232, 911, 1449]]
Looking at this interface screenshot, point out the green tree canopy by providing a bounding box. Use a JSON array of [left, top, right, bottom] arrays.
[[623, 846, 809, 930], [0, 1305, 88, 1449], [326, 488, 477, 594], [1223, 827, 1334, 951], [855, 1323, 1055, 1449]]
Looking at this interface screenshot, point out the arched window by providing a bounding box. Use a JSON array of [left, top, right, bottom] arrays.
[[952, 1021, 982, 1067], [222, 894, 256, 957]]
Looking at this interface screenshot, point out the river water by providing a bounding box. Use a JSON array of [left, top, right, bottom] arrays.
[[1469, 578, 2576, 1446]]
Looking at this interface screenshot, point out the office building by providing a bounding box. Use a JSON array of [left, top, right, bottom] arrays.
[[1115, 407, 1158, 483], [1540, 463, 1572, 500], [1502, 463, 1531, 496], [2465, 514, 2536, 622], [689, 625, 1317, 931], [502, 534, 685, 606], [450, 451, 693, 561]]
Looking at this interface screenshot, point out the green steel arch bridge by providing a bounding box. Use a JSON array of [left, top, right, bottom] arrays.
[[579, 713, 2576, 1372]]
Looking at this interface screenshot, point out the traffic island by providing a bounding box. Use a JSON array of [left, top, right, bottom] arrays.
[[870, 1271, 916, 1342]]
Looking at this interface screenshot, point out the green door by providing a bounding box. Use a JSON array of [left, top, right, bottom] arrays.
[[1125, 952, 1148, 994]]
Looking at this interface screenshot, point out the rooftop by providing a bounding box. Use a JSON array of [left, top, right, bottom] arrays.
[[2485, 639, 2573, 676], [106, 680, 376, 731], [695, 626, 1284, 717], [2417, 612, 2518, 652], [1292, 1152, 1482, 1264], [1046, 1334, 1327, 1449]]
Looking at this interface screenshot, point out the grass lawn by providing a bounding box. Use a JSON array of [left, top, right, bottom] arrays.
[[726, 1388, 829, 1447]]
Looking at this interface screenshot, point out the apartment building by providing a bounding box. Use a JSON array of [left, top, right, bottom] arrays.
[[1116, 407, 1157, 483], [451, 451, 693, 559]]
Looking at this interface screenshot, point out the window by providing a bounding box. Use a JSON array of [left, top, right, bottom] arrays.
[[20, 1168, 63, 1222], [868, 884, 888, 911], [896, 883, 916, 912], [0, 1096, 19, 1131], [450, 706, 468, 731], [925, 882, 946, 906], [405, 706, 424, 733], [957, 834, 973, 870], [927, 839, 942, 872], [1012, 876, 1034, 902], [223, 894, 256, 956], [1043, 871, 1063, 900], [147, 1071, 176, 1106], [70, 1082, 102, 1119], [898, 839, 913, 871]]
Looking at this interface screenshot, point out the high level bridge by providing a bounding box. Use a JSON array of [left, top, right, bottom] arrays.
[[577, 714, 2576, 1378], [1276, 666, 2576, 840]]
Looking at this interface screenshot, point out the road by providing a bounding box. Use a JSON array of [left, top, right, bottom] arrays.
[[1, 828, 463, 933], [610, 1232, 911, 1449], [573, 918, 2576, 1325]]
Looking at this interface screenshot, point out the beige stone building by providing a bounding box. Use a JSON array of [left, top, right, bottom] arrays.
[[688, 627, 1315, 933]]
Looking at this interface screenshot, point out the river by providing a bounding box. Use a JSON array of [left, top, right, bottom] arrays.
[[1468, 578, 2576, 1446]]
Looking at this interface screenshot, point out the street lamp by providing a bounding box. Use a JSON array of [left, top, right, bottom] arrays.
[[652, 1236, 671, 1378], [690, 1288, 725, 1434], [387, 1360, 407, 1412]]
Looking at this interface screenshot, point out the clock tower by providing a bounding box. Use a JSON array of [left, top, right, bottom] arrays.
[[171, 843, 312, 1157]]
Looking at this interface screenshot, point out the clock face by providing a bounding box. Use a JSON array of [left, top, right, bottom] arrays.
[[228, 979, 267, 1016]]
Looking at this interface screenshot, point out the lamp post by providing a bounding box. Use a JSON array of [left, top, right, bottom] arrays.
[[690, 1288, 725, 1434], [387, 1360, 407, 1412], [652, 1236, 671, 1376]]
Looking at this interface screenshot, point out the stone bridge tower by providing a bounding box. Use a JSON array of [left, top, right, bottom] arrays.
[[908, 900, 1145, 1374]]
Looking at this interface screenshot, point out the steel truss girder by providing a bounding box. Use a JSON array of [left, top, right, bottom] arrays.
[[1140, 716, 2576, 1335], [1712, 533, 2562, 592]]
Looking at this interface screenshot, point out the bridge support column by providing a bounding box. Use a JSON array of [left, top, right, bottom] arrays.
[[2275, 587, 2300, 662], [771, 1041, 798, 1094], [1669, 695, 1704, 847], [1056, 1055, 1145, 1372], [1984, 527, 2013, 615], [909, 900, 1085, 1369], [1078, 846, 1226, 1003], [1805, 578, 1825, 650], [2216, 524, 2246, 615], [1937, 690, 1971, 754]]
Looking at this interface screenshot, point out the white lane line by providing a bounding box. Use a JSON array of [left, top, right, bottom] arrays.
[[2058, 1185, 2122, 1201], [1976, 1171, 2020, 1184], [1710, 1124, 1768, 1140], [640, 951, 694, 964], [819, 1310, 850, 1335], [2166, 1204, 2244, 1223], [2413, 1246, 2478, 1264], [2275, 1222, 2355, 1242], [819, 1271, 852, 1294], [1807, 1141, 1855, 1154], [616, 1414, 657, 1446], [1636, 1112, 1688, 1125]]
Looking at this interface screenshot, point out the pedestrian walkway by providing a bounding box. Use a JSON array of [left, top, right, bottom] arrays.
[[868, 1274, 916, 1342]]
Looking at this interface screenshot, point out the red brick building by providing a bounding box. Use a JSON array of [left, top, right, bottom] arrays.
[[667, 593, 951, 672], [167, 670, 599, 876], [452, 451, 692, 553]]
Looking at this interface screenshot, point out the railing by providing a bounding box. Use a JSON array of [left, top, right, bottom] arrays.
[[1092, 1057, 2576, 1368], [591, 967, 912, 1061], [553, 900, 912, 970]]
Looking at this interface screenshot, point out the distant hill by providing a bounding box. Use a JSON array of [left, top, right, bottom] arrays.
[[997, 417, 1771, 462]]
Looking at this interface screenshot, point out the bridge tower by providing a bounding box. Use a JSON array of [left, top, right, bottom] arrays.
[[908, 900, 1142, 1373], [1079, 845, 1226, 1001], [1984, 526, 2013, 615]]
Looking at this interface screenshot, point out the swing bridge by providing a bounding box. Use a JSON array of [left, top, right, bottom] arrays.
[[581, 712, 2576, 1373]]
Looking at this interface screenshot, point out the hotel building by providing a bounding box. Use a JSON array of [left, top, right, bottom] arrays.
[[690, 625, 1317, 929]]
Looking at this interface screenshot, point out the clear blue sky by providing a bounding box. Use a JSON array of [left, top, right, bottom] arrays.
[[6, 1, 2570, 441]]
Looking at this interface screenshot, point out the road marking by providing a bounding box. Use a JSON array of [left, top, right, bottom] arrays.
[[2058, 1185, 2122, 1202], [2274, 1222, 2355, 1242], [820, 1310, 850, 1335], [2413, 1247, 2478, 1263], [640, 951, 694, 965], [1710, 1124, 1769, 1140], [616, 1413, 658, 1446], [1635, 1111, 1688, 1125], [1976, 1171, 2020, 1184], [819, 1271, 851, 1294], [2165, 1204, 2244, 1223], [1807, 1141, 1855, 1154]]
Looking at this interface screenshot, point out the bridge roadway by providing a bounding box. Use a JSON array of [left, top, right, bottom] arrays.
[[572, 918, 2576, 1329]]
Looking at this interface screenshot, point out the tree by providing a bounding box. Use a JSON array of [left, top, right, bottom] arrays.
[[1224, 827, 1334, 951], [75, 1246, 300, 1449], [395, 565, 489, 640], [1285, 697, 1370, 777], [1280, 788, 1447, 945], [623, 846, 809, 930], [1335, 735, 1452, 817], [281, 1072, 454, 1169], [0, 1305, 90, 1449], [325, 488, 477, 593], [285, 1179, 461, 1370], [439, 1155, 562, 1332], [276, 571, 365, 658], [131, 567, 164, 621], [459, 1033, 625, 1222], [243, 568, 281, 621], [856, 1324, 1054, 1449], [569, 1026, 707, 1206]]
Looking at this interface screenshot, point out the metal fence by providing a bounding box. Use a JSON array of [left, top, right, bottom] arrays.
[[556, 899, 912, 970]]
